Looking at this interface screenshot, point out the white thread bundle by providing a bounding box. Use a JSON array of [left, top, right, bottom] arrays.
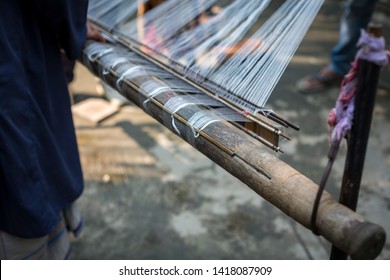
[[211, 107, 250, 123], [187, 107, 249, 137], [164, 94, 223, 134], [125, 0, 217, 44], [164, 94, 222, 114], [180, 0, 272, 79], [213, 0, 323, 109], [113, 57, 174, 81], [157, 0, 268, 62], [85, 42, 268, 139], [187, 110, 223, 137], [88, 0, 323, 114], [139, 80, 172, 98], [89, 0, 143, 28]]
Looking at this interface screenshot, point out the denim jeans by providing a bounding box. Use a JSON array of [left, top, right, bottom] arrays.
[[330, 0, 378, 75]]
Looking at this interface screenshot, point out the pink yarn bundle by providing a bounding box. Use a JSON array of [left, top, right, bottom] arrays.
[[328, 30, 390, 143]]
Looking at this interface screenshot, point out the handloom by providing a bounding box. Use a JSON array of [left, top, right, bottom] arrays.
[[81, 0, 386, 259]]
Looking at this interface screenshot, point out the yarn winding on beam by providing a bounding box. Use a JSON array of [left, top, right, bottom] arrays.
[[88, 0, 324, 114]]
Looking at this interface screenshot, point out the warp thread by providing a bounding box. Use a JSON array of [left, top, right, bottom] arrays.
[[87, 0, 324, 113]]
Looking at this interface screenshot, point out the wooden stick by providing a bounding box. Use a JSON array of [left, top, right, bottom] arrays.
[[80, 41, 386, 259], [330, 24, 384, 260]]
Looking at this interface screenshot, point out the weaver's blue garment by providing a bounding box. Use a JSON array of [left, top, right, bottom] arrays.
[[0, 0, 87, 238], [330, 0, 378, 75]]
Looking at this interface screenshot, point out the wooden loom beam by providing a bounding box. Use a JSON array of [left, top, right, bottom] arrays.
[[80, 41, 386, 259]]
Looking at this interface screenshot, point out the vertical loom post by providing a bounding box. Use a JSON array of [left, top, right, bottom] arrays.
[[330, 24, 384, 260]]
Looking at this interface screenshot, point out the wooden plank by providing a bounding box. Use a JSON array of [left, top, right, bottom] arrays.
[[72, 98, 119, 123]]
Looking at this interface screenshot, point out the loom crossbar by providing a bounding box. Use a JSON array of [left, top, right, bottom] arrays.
[[80, 41, 386, 259]]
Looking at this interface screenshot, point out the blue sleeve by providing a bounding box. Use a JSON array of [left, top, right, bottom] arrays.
[[34, 0, 89, 59]]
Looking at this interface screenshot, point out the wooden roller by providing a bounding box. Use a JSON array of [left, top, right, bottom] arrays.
[[80, 41, 386, 259]]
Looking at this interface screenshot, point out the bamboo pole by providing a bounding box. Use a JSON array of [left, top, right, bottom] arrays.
[[80, 41, 386, 259]]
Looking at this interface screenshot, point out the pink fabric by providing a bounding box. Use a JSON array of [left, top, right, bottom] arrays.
[[328, 30, 389, 143], [356, 29, 390, 67]]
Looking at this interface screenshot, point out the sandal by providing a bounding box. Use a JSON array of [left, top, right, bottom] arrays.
[[296, 67, 344, 94]]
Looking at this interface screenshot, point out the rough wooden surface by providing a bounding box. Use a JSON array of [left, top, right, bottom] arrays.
[[80, 42, 386, 259]]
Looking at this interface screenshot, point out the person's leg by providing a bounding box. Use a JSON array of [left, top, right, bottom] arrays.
[[0, 205, 82, 260], [330, 0, 378, 76], [297, 0, 378, 93], [0, 220, 70, 260]]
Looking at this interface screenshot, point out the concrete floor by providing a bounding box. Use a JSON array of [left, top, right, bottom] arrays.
[[69, 1, 390, 259]]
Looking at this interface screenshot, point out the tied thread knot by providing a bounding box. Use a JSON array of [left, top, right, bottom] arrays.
[[327, 29, 390, 144]]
